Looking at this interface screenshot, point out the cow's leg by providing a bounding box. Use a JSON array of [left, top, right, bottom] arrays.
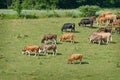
[[98, 40, 101, 45], [44, 40, 47, 44], [34, 50, 38, 57], [26, 50, 30, 56], [53, 39, 56, 44], [106, 38, 109, 44], [44, 50, 48, 55], [110, 36, 112, 42]]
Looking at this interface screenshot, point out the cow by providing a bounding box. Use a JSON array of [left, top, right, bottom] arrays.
[[97, 17, 107, 25], [41, 34, 57, 44], [39, 44, 57, 55], [98, 11, 112, 18], [115, 27, 120, 33], [88, 33, 102, 45], [78, 18, 93, 27], [104, 14, 117, 23], [67, 54, 83, 64], [91, 32, 112, 44], [61, 23, 75, 32], [109, 19, 120, 27], [60, 33, 74, 43], [89, 16, 96, 21], [22, 45, 40, 56], [97, 26, 112, 33]]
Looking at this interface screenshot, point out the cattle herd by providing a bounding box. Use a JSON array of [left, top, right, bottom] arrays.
[[22, 11, 120, 64]]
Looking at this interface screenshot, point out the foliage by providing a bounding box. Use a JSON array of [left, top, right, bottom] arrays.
[[11, 0, 22, 17], [78, 5, 101, 17], [0, 0, 120, 9]]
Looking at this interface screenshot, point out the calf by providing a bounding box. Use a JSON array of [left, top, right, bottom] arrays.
[[41, 34, 57, 44], [67, 54, 83, 64], [78, 18, 93, 27], [60, 33, 74, 43], [22, 45, 40, 56], [39, 44, 57, 55], [61, 23, 75, 32]]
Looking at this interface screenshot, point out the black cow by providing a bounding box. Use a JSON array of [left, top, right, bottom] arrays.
[[61, 23, 75, 32], [78, 18, 93, 27]]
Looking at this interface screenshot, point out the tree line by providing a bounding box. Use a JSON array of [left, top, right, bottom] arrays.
[[0, 0, 120, 9]]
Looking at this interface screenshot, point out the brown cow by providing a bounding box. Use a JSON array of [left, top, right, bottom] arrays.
[[98, 11, 112, 18], [22, 45, 40, 56], [97, 26, 112, 33], [39, 44, 57, 55], [41, 34, 57, 44], [109, 19, 120, 27], [104, 14, 117, 23], [60, 33, 74, 43], [67, 54, 83, 64]]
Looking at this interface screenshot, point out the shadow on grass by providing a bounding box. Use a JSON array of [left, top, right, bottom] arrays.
[[24, 52, 62, 57], [56, 42, 62, 45], [110, 41, 117, 44], [68, 61, 89, 65], [80, 26, 98, 29], [61, 30, 80, 33], [65, 41, 79, 44], [74, 61, 89, 64]]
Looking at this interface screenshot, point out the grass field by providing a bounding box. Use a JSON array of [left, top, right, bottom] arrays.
[[0, 18, 120, 80]]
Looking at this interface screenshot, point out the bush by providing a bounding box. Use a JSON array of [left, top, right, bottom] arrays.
[[78, 5, 101, 17], [0, 13, 18, 19]]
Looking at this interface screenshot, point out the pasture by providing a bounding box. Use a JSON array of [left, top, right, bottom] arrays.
[[0, 18, 120, 80]]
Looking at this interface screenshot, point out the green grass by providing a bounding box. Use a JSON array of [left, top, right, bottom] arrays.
[[0, 18, 120, 80]]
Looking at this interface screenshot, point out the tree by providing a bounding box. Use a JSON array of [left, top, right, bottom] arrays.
[[11, 0, 22, 17]]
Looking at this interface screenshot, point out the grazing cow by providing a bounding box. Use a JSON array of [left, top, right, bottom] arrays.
[[78, 18, 93, 27], [61, 23, 75, 32], [67, 54, 83, 64], [109, 19, 120, 27], [41, 34, 57, 44], [39, 44, 57, 55], [92, 32, 112, 44], [88, 33, 102, 45], [22, 45, 40, 56], [60, 33, 74, 43], [115, 27, 120, 33]]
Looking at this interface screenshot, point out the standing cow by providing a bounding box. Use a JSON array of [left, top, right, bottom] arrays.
[[78, 18, 93, 27], [61, 23, 75, 32]]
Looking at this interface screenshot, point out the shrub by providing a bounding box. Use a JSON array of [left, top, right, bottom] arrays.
[[78, 5, 101, 17]]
